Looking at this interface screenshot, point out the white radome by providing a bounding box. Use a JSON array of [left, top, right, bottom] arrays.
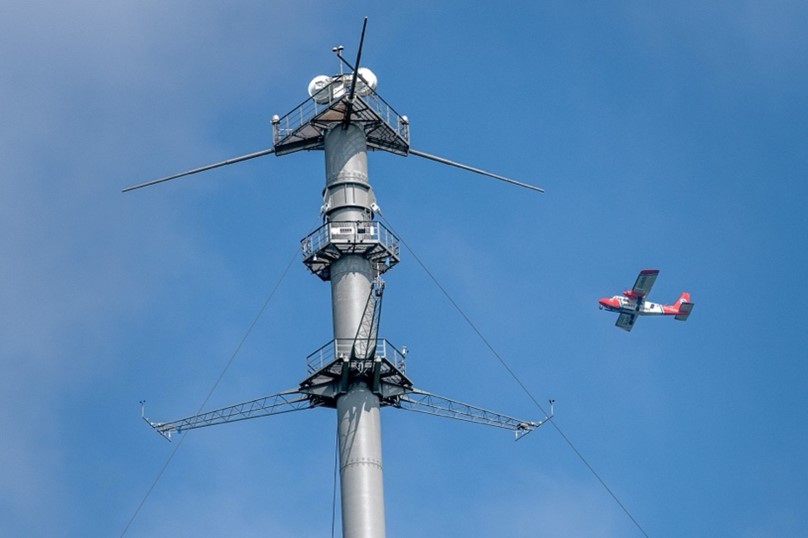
[[355, 67, 378, 95], [307, 75, 333, 104]]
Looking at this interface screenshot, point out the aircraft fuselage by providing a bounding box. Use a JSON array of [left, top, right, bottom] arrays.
[[598, 296, 672, 316]]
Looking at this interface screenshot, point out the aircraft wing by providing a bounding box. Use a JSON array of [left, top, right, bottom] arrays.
[[631, 269, 659, 299], [616, 312, 637, 332]]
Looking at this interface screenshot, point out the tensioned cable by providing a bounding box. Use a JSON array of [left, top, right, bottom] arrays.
[[120, 247, 300, 537], [377, 214, 649, 538], [331, 428, 340, 538]]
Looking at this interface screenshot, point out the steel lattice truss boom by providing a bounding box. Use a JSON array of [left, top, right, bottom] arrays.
[[395, 388, 550, 441], [143, 389, 315, 441], [143, 385, 551, 442]]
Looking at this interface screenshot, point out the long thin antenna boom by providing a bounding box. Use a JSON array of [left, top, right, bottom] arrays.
[[408, 148, 544, 193], [122, 147, 275, 192], [342, 17, 368, 129]]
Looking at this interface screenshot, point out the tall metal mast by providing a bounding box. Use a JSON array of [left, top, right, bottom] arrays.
[[132, 21, 550, 538], [323, 121, 387, 536]]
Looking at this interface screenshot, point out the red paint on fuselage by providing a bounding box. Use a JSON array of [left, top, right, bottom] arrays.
[[599, 292, 689, 316], [598, 296, 622, 311]]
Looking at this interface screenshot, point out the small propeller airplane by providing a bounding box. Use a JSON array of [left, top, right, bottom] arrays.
[[598, 269, 694, 332]]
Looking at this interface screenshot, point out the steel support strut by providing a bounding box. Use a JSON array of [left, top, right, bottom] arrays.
[[140, 390, 314, 441]]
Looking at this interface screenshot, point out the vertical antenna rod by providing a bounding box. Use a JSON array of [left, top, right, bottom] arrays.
[[342, 17, 368, 130]]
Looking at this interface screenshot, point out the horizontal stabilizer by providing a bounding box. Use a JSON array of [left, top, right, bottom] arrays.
[[675, 302, 694, 321]]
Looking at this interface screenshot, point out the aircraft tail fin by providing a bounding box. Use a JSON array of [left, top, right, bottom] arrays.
[[674, 292, 694, 321]]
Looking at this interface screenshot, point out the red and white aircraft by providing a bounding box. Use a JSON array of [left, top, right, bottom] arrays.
[[598, 269, 694, 332]]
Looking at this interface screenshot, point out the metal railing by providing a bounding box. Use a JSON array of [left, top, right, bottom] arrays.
[[305, 338, 406, 374], [301, 220, 399, 259], [272, 76, 409, 146]]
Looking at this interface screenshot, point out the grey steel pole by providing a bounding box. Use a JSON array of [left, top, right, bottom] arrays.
[[324, 124, 386, 538], [337, 382, 385, 537]]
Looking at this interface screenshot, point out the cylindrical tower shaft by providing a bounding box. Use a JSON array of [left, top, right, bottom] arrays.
[[324, 124, 376, 340], [324, 124, 386, 538], [337, 382, 385, 538]]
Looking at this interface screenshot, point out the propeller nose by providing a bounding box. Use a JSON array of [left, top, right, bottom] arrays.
[[598, 297, 616, 310]]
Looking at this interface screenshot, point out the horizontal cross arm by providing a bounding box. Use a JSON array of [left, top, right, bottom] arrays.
[[142, 389, 316, 441], [394, 388, 552, 441]]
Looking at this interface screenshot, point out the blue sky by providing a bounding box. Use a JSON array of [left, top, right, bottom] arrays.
[[2, 1, 807, 536]]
